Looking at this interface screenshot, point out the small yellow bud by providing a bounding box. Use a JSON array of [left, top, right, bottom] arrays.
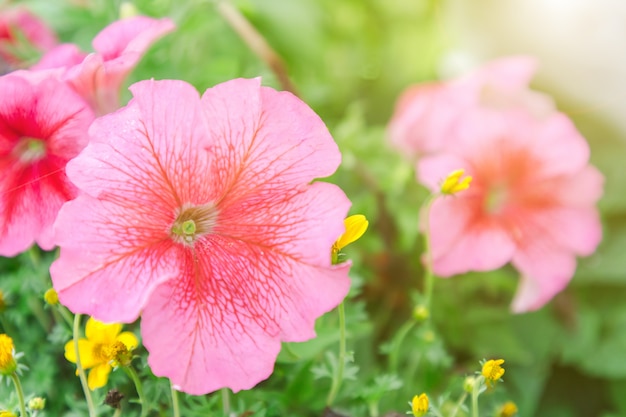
[[463, 376, 476, 393], [411, 393, 429, 417], [482, 359, 505, 387], [497, 401, 518, 417], [119, 2, 139, 19], [44, 288, 59, 305], [412, 305, 430, 322], [28, 397, 46, 410], [440, 169, 472, 195], [0, 334, 17, 375]]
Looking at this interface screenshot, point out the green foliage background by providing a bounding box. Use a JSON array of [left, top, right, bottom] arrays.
[[1, 0, 625, 416]]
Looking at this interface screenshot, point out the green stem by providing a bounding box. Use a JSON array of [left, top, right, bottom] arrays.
[[171, 381, 180, 417], [388, 320, 417, 373], [123, 366, 148, 417], [471, 376, 483, 417], [55, 304, 75, 329], [450, 391, 468, 417], [221, 388, 231, 417], [326, 301, 346, 406], [10, 373, 27, 417], [367, 400, 379, 417], [112, 409, 121, 417], [73, 314, 97, 417], [421, 194, 437, 314]]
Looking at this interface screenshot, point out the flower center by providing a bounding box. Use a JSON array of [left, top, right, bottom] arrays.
[[484, 183, 508, 214], [13, 137, 47, 163], [170, 203, 218, 246]]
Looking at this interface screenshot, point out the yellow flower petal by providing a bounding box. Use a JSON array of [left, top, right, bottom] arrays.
[[87, 363, 112, 390], [65, 339, 101, 370], [334, 214, 369, 251], [86, 317, 122, 344], [116, 331, 139, 350]]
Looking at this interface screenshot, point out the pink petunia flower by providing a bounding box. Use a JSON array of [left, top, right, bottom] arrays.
[[34, 16, 175, 115], [388, 56, 555, 158], [417, 110, 603, 312], [0, 7, 57, 68], [0, 72, 94, 256], [50, 78, 352, 394]]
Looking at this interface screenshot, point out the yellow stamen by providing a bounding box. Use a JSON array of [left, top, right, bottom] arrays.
[[440, 169, 472, 195]]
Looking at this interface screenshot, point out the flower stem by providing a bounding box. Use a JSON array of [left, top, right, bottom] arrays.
[[123, 366, 148, 417], [471, 376, 484, 417], [388, 320, 417, 373], [9, 373, 27, 417], [73, 314, 96, 417], [221, 388, 231, 417], [326, 301, 346, 406], [215, 0, 299, 95], [450, 391, 468, 417], [421, 194, 437, 314], [171, 381, 180, 417]]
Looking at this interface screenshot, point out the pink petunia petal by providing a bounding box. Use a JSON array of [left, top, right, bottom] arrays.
[[32, 43, 87, 70], [50, 195, 179, 322], [0, 74, 92, 255], [511, 244, 577, 313], [92, 16, 175, 61], [430, 198, 516, 276]]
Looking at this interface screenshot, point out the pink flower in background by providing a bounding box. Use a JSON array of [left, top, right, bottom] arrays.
[[388, 56, 554, 158], [50, 78, 351, 394], [418, 110, 603, 312], [0, 7, 57, 67], [0, 73, 93, 256], [34, 16, 174, 115]]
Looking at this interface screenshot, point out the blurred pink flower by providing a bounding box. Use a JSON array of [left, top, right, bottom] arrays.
[[0, 73, 93, 256], [50, 78, 351, 394], [0, 7, 57, 67], [388, 56, 554, 158], [34, 16, 174, 115], [418, 110, 603, 312]]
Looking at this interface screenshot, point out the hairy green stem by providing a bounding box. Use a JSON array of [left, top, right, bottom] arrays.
[[221, 388, 231, 417], [73, 314, 97, 417], [388, 320, 417, 373], [171, 381, 180, 417], [326, 301, 346, 406], [471, 376, 484, 417], [123, 366, 148, 417], [10, 373, 27, 417], [450, 391, 468, 417]]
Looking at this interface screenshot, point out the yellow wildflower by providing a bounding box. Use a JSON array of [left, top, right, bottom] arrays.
[[44, 288, 59, 305], [497, 401, 518, 417], [331, 214, 368, 264], [411, 393, 429, 417], [482, 359, 505, 387], [440, 169, 472, 195], [0, 411, 17, 417], [65, 318, 139, 390], [0, 334, 16, 375]]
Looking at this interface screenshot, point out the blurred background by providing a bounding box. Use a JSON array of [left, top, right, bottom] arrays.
[[2, 0, 626, 416]]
